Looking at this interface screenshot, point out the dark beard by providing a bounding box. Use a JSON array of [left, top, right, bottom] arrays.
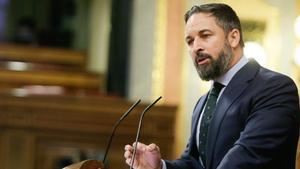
[[194, 42, 233, 81]]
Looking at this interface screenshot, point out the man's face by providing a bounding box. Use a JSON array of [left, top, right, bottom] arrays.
[[185, 12, 233, 81]]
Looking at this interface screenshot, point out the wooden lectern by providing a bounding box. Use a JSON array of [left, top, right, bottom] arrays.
[[63, 160, 104, 169]]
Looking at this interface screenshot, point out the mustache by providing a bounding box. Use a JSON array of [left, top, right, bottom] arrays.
[[195, 52, 212, 63]]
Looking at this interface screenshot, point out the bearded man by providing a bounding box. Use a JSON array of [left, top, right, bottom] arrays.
[[124, 3, 300, 169]]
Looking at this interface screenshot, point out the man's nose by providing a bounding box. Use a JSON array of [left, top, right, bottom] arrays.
[[192, 37, 204, 54]]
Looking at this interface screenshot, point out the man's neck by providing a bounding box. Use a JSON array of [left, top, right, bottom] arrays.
[[214, 55, 248, 86], [228, 47, 243, 70]]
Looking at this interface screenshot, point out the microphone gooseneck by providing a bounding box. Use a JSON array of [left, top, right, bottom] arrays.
[[103, 99, 141, 165], [130, 96, 162, 169]]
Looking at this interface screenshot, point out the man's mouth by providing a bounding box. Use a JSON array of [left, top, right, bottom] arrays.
[[196, 55, 211, 65]]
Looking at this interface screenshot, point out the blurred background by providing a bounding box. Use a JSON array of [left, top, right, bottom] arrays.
[[0, 0, 299, 168]]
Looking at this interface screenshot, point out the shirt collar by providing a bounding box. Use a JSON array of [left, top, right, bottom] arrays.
[[214, 56, 248, 86]]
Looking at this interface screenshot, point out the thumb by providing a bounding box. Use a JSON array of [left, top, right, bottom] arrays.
[[144, 143, 162, 169], [147, 143, 160, 152]]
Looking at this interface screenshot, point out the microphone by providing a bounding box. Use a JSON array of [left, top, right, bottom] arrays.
[[63, 99, 141, 169], [130, 96, 162, 169], [103, 99, 141, 164]]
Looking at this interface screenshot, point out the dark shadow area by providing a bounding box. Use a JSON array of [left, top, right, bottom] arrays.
[[0, 0, 89, 50]]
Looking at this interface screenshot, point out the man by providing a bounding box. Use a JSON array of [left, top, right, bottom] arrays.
[[124, 3, 300, 169]]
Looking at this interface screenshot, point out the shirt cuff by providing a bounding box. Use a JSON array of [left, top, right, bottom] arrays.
[[161, 159, 167, 169]]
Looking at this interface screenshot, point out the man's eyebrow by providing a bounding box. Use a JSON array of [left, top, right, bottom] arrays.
[[185, 29, 213, 39], [199, 29, 212, 34]]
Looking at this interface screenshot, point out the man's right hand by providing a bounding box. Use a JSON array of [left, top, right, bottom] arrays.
[[124, 142, 162, 169]]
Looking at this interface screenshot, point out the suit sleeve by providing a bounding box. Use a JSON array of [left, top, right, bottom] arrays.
[[164, 139, 204, 169], [217, 75, 300, 169]]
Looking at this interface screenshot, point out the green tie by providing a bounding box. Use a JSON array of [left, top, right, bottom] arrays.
[[199, 82, 224, 166]]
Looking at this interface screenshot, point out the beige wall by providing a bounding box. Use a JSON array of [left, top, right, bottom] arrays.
[[87, 0, 111, 75]]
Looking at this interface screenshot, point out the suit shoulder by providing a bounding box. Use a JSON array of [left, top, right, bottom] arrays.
[[258, 66, 296, 85]]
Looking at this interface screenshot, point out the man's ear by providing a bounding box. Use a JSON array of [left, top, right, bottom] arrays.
[[227, 29, 240, 48]]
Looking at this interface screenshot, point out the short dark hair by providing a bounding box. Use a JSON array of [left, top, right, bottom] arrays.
[[184, 3, 244, 47]]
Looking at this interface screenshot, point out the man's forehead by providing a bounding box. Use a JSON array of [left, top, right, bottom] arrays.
[[186, 12, 215, 27], [185, 13, 217, 34]]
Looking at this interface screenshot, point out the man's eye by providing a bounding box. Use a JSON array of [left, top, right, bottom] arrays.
[[186, 39, 194, 45], [201, 34, 210, 38]]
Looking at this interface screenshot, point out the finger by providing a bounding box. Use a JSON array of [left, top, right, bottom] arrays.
[[132, 141, 146, 147], [132, 142, 147, 151], [125, 158, 132, 166], [125, 144, 133, 151], [124, 150, 133, 159], [126, 157, 137, 168]]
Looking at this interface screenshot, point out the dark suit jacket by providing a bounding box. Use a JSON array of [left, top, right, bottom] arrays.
[[165, 60, 300, 169]]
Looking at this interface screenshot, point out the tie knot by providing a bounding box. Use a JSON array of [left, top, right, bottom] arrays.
[[210, 82, 224, 96]]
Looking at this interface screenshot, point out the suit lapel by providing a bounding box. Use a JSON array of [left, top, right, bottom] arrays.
[[189, 94, 208, 155], [192, 95, 208, 132], [206, 60, 260, 169]]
